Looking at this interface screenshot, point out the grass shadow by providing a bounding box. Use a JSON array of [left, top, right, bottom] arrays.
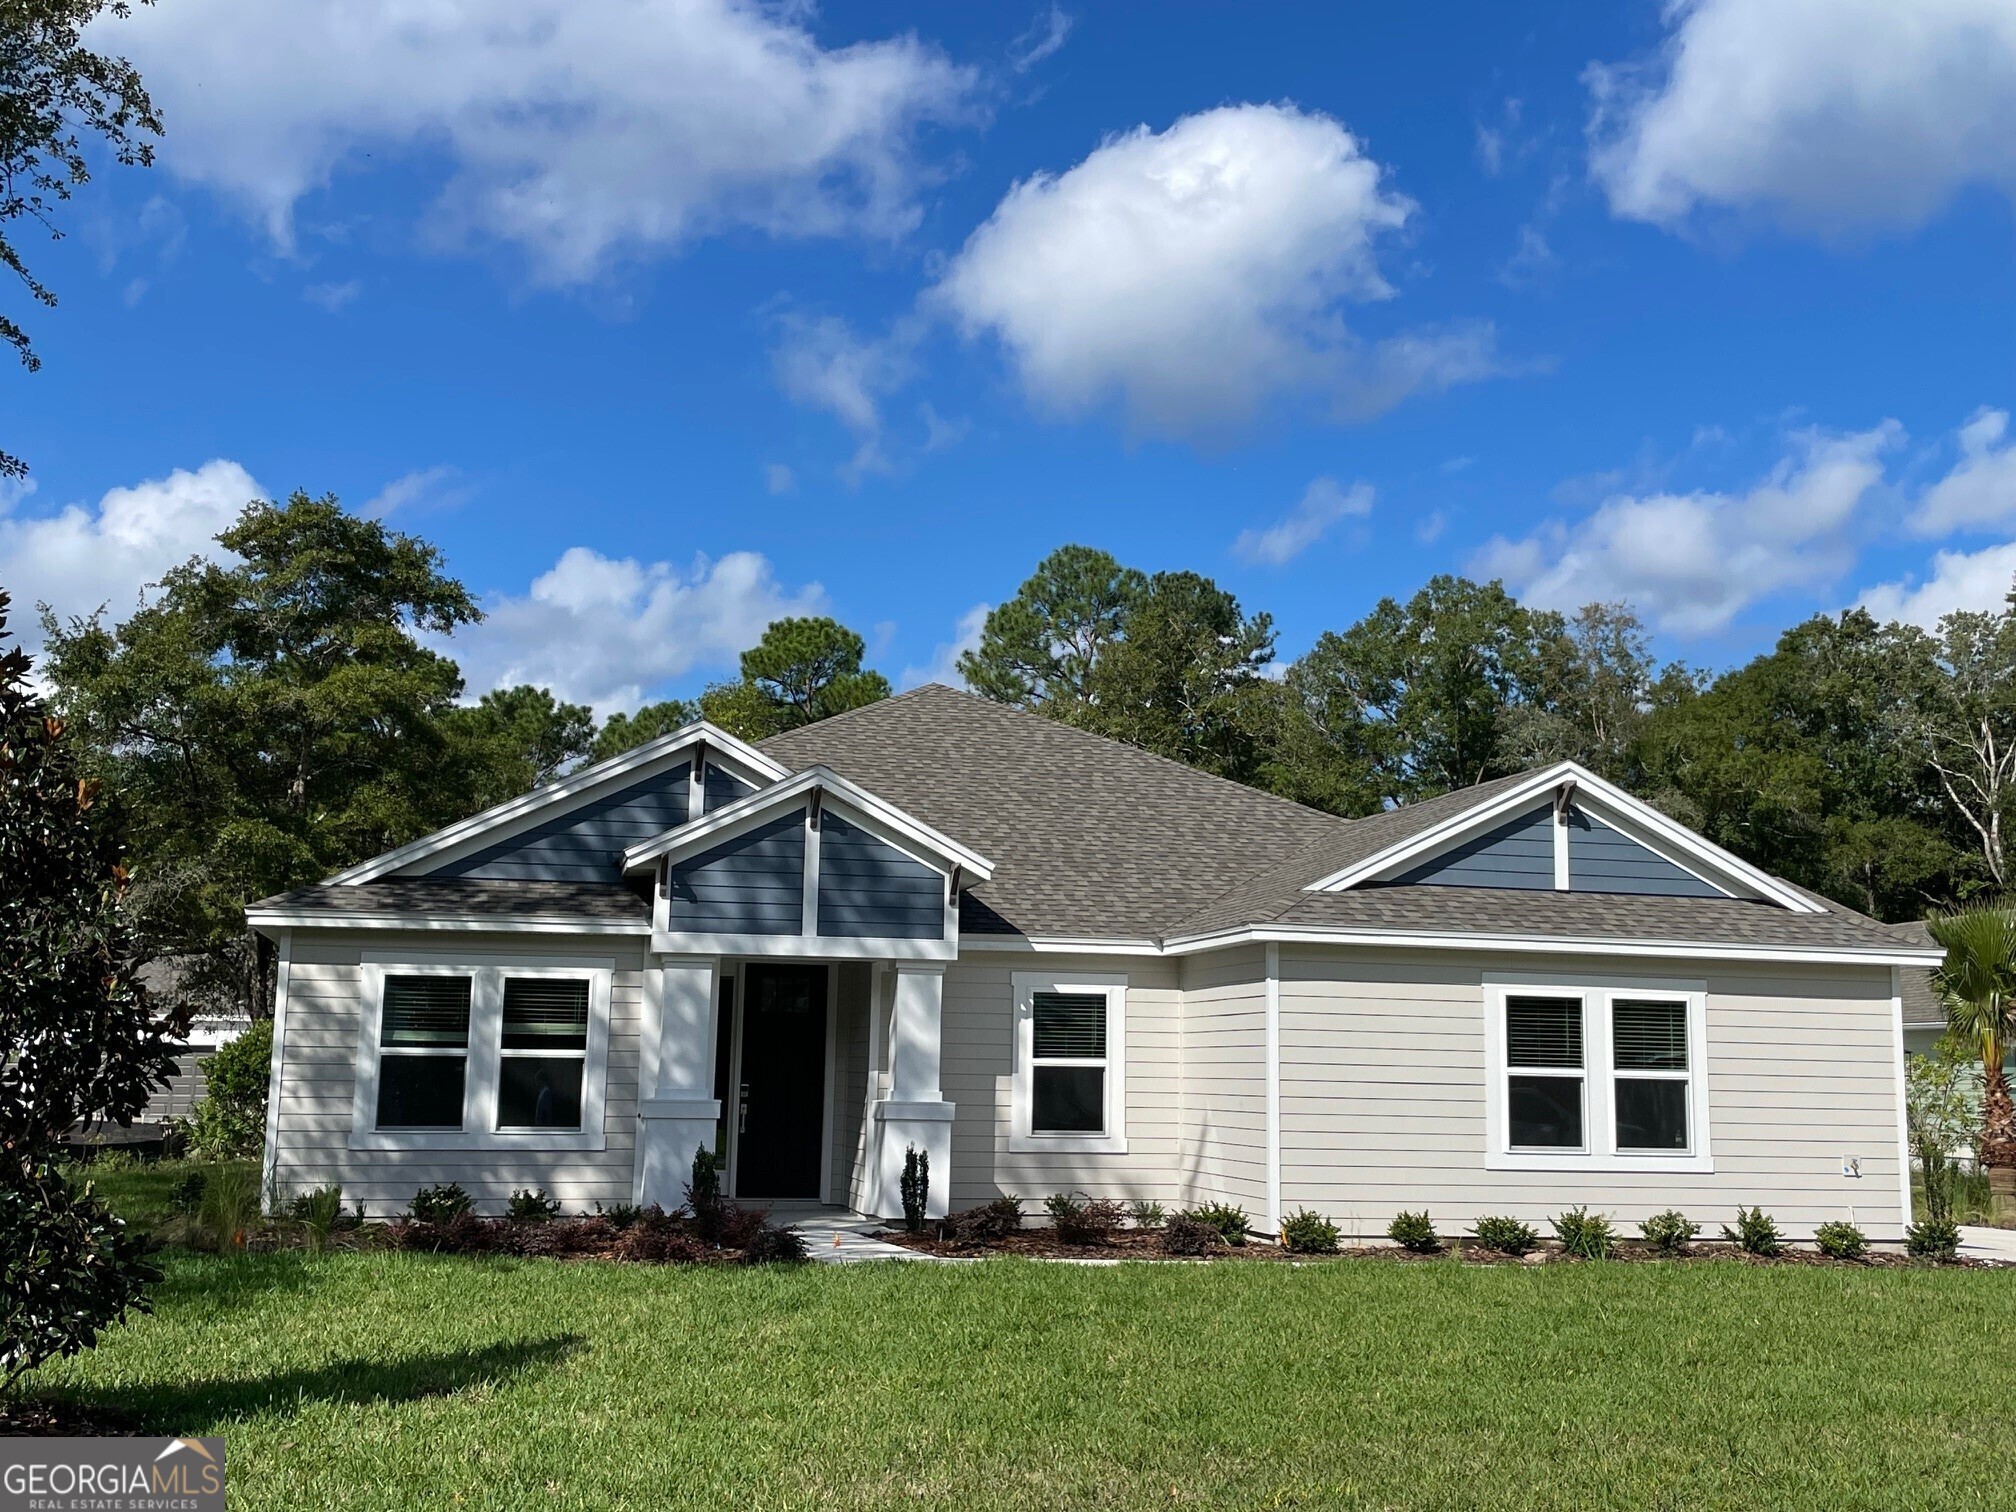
[[56, 1334, 584, 1432]]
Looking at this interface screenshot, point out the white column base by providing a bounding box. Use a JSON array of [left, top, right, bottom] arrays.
[[637, 1097, 722, 1210], [867, 1099, 954, 1220]]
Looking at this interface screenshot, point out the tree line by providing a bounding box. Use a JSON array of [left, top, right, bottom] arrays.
[[33, 491, 2016, 1021]]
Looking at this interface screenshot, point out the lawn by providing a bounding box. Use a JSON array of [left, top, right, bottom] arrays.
[[21, 1246, 2016, 1510]]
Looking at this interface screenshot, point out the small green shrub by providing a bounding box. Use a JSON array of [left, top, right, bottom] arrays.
[[947, 1195, 1023, 1244], [290, 1185, 344, 1252], [740, 1223, 810, 1265], [1813, 1220, 1869, 1261], [1905, 1216, 1961, 1261], [1128, 1199, 1166, 1230], [1472, 1215, 1540, 1256], [508, 1188, 561, 1223], [168, 1171, 208, 1217], [1045, 1192, 1126, 1246], [177, 1020, 275, 1159], [900, 1146, 929, 1234], [410, 1183, 474, 1223], [1721, 1206, 1784, 1257], [1388, 1210, 1442, 1253], [687, 1147, 727, 1243], [1181, 1202, 1250, 1247], [1552, 1207, 1616, 1260], [1159, 1214, 1226, 1256], [194, 1163, 261, 1251], [1280, 1208, 1339, 1254], [597, 1202, 644, 1229], [1639, 1210, 1698, 1256]]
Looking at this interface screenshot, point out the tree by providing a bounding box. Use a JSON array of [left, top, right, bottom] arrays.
[[447, 685, 595, 806], [591, 698, 698, 763], [0, 587, 174, 1393], [41, 491, 487, 1016], [2, 0, 161, 479], [1929, 903, 2016, 1198], [698, 617, 889, 741], [958, 545, 1145, 715], [1504, 602, 1692, 781]]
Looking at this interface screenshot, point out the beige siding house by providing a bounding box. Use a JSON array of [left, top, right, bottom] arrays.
[[251, 685, 1937, 1240]]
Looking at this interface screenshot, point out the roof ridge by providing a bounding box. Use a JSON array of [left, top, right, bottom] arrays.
[[754, 682, 951, 752]]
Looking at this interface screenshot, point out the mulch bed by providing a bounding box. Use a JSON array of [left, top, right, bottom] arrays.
[[872, 1228, 1991, 1268], [0, 1397, 139, 1437]]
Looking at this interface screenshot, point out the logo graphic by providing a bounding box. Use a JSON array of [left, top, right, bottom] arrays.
[[1, 1437, 226, 1511]]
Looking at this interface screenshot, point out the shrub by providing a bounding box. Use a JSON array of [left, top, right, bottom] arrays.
[[1159, 1214, 1226, 1256], [199, 1163, 261, 1251], [410, 1182, 474, 1223], [597, 1202, 644, 1230], [290, 1184, 344, 1252], [1, 1163, 163, 1393], [1905, 1216, 1961, 1262], [1045, 1192, 1126, 1246], [1552, 1207, 1616, 1260], [1388, 1210, 1442, 1253], [686, 1147, 726, 1242], [391, 1212, 504, 1255], [615, 1225, 707, 1265], [740, 1223, 810, 1264], [901, 1145, 930, 1233], [1639, 1210, 1698, 1257], [507, 1188, 561, 1223], [946, 1195, 1023, 1244], [1472, 1215, 1540, 1256], [715, 1202, 771, 1251], [517, 1217, 615, 1259], [1181, 1202, 1250, 1247], [1281, 1208, 1339, 1254], [1721, 1206, 1784, 1257], [1813, 1220, 1869, 1261], [1127, 1199, 1167, 1230], [169, 1171, 208, 1217], [178, 1020, 275, 1160]]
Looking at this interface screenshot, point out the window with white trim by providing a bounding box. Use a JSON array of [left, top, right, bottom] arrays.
[[354, 958, 611, 1151], [1011, 972, 1125, 1153], [1485, 975, 1709, 1172]]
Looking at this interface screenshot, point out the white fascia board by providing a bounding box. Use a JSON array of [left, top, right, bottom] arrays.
[[1160, 922, 1943, 968], [650, 929, 957, 962], [1303, 760, 1823, 915], [621, 764, 994, 881], [244, 908, 651, 937], [955, 934, 1164, 956], [325, 721, 788, 885]]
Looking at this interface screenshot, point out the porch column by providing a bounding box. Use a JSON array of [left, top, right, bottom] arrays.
[[868, 962, 953, 1219], [636, 954, 722, 1210]]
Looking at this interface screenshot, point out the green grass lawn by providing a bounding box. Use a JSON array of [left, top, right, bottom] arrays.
[[64, 1155, 260, 1230], [21, 1248, 2016, 1510]]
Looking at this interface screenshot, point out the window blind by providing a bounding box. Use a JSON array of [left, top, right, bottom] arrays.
[[1506, 996, 1581, 1069], [1613, 999, 1687, 1071], [381, 976, 471, 1048], [1033, 991, 1106, 1059], [502, 978, 590, 1051]]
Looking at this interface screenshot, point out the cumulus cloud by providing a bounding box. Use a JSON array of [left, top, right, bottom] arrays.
[[1910, 408, 2016, 536], [454, 548, 826, 711], [1474, 424, 1900, 635], [933, 103, 1499, 439], [1233, 478, 1373, 566], [103, 0, 976, 283], [899, 602, 990, 691], [1858, 541, 2016, 628], [0, 460, 259, 653], [1588, 0, 2016, 235]]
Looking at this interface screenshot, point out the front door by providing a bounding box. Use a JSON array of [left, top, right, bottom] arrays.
[[735, 964, 828, 1200]]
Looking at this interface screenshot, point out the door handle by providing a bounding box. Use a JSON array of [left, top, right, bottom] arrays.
[[738, 1082, 750, 1134]]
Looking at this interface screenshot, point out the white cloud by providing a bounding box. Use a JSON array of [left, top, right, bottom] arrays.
[[363, 465, 465, 519], [1588, 0, 2016, 235], [1911, 408, 2016, 536], [1009, 5, 1073, 72], [1233, 477, 1373, 566], [1474, 423, 1900, 635], [1859, 541, 2016, 628], [899, 602, 989, 691], [764, 463, 798, 496], [933, 103, 1498, 439], [454, 547, 826, 711], [303, 279, 361, 313], [104, 0, 976, 283], [0, 460, 259, 652]]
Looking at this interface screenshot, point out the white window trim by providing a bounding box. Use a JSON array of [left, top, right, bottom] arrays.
[[350, 952, 613, 1152], [1010, 971, 1127, 1155], [1483, 970, 1712, 1173]]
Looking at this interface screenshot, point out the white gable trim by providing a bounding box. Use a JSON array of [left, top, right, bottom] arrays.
[[326, 720, 789, 885], [1302, 761, 1823, 914], [620, 764, 995, 882]]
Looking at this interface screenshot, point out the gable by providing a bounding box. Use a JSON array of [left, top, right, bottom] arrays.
[[431, 766, 692, 883], [1390, 805, 1554, 891], [1379, 800, 1724, 899], [1567, 810, 1721, 898], [665, 809, 807, 935], [817, 812, 943, 939]]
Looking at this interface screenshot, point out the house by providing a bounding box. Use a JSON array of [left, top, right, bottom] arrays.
[[249, 684, 1940, 1239]]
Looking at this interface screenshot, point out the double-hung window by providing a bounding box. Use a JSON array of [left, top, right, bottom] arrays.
[[1486, 974, 1709, 1172], [1011, 972, 1126, 1153], [353, 956, 612, 1151]]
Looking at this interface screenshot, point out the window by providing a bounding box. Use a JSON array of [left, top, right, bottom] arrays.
[[1485, 975, 1709, 1172], [1011, 973, 1125, 1153], [353, 957, 612, 1151]]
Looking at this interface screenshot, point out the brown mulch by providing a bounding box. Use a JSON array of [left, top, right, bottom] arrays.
[[872, 1229, 1992, 1268], [0, 1397, 139, 1437]]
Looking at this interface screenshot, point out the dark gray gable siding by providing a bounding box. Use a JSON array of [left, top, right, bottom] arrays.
[[703, 763, 752, 812], [817, 812, 944, 940], [666, 809, 805, 935], [430, 767, 691, 883], [1568, 810, 1723, 897], [1388, 804, 1555, 890]]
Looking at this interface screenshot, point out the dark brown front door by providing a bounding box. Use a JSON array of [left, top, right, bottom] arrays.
[[735, 964, 827, 1199]]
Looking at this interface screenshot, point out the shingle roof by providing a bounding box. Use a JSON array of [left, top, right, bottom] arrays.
[[259, 878, 650, 922], [1901, 966, 1944, 1029]]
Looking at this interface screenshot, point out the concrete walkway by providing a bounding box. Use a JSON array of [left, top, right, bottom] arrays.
[[1958, 1225, 2016, 1265], [784, 1210, 938, 1263]]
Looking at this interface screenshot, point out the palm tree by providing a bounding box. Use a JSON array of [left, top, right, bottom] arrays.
[[1929, 904, 2016, 1200]]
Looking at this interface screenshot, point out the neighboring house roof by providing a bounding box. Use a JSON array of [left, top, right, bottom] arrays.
[[1901, 966, 1945, 1030]]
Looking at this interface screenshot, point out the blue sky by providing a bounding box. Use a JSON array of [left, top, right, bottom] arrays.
[[4, 0, 2013, 708]]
